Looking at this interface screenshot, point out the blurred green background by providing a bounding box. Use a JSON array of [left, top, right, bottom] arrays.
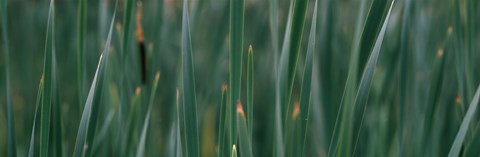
[[1, 0, 480, 156]]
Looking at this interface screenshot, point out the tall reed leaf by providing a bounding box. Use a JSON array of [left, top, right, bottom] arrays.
[[298, 0, 317, 156], [352, 0, 395, 152], [1, 0, 16, 156], [136, 72, 160, 157], [284, 0, 308, 120], [181, 0, 200, 156], [229, 0, 245, 153], [77, 0, 87, 105], [274, 1, 293, 156], [232, 145, 237, 157], [330, 0, 394, 156], [40, 1, 55, 156], [218, 84, 228, 157], [73, 7, 116, 157], [28, 76, 44, 157], [176, 89, 183, 157], [247, 45, 254, 138], [237, 101, 253, 157], [448, 85, 480, 157], [356, 0, 389, 80]]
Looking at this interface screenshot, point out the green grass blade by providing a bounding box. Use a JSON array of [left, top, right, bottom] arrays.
[[449, 85, 480, 157], [269, 0, 279, 62], [1, 0, 16, 156], [50, 53, 63, 157], [176, 89, 183, 157], [73, 8, 116, 157], [422, 49, 447, 153], [136, 72, 160, 157], [124, 88, 143, 156], [356, 0, 389, 81], [91, 109, 115, 155], [28, 76, 44, 157], [247, 45, 254, 138], [181, 0, 200, 156], [298, 0, 318, 156], [218, 84, 228, 157], [40, 1, 55, 156], [274, 1, 293, 156], [398, 0, 412, 154], [352, 1, 395, 154], [232, 145, 237, 157], [77, 0, 87, 106], [237, 101, 253, 157], [229, 0, 245, 153], [284, 0, 309, 121], [122, 0, 135, 59], [329, 0, 394, 156]]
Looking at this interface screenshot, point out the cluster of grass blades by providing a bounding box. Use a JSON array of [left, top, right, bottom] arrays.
[[3, 0, 480, 156]]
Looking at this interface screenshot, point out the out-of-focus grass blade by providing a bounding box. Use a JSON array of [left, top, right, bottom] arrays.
[[232, 145, 237, 157], [274, 1, 293, 156], [218, 84, 228, 157], [28, 76, 45, 157], [73, 7, 116, 157], [352, 1, 395, 154], [448, 85, 480, 157], [124, 87, 142, 156], [329, 0, 394, 156], [77, 0, 87, 106], [237, 101, 253, 157], [40, 1, 55, 156], [398, 0, 411, 154], [285, 103, 300, 157], [229, 0, 245, 153], [247, 45, 254, 138], [176, 89, 183, 157], [136, 72, 160, 157], [181, 0, 200, 156], [269, 0, 278, 63], [50, 51, 63, 157], [356, 0, 389, 80], [298, 0, 318, 156], [91, 109, 115, 155], [284, 0, 309, 121], [122, 0, 135, 59], [1, 0, 17, 156], [422, 49, 447, 152]]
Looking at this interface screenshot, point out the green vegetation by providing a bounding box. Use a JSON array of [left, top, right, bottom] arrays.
[[1, 0, 480, 156]]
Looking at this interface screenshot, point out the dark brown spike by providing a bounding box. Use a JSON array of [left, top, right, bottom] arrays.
[[136, 1, 147, 84]]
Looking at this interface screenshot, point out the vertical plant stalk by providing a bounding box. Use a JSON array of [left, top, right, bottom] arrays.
[[237, 101, 253, 157], [40, 1, 55, 156], [28, 75, 44, 157], [329, 0, 394, 156], [136, 72, 160, 157], [176, 89, 183, 157], [284, 0, 308, 122], [73, 5, 116, 156], [231, 145, 237, 157], [229, 0, 245, 154], [1, 0, 17, 156], [274, 1, 294, 156], [218, 84, 228, 157], [181, 0, 200, 156], [77, 0, 86, 106], [398, 0, 411, 155], [298, 0, 318, 156], [247, 45, 254, 138]]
